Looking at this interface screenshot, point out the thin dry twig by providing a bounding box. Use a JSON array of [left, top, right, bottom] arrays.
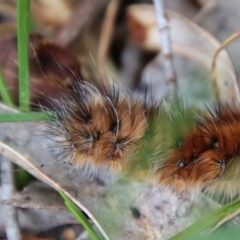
[[1, 156, 22, 240], [211, 31, 240, 103], [53, 0, 109, 46], [152, 0, 177, 87], [98, 0, 120, 85], [0, 141, 110, 240]]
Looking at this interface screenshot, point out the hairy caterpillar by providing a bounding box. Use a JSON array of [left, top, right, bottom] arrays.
[[48, 82, 149, 171], [47, 80, 240, 199]]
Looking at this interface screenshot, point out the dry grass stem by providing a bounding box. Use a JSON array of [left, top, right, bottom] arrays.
[[1, 157, 22, 240], [153, 0, 177, 87], [98, 0, 120, 85]]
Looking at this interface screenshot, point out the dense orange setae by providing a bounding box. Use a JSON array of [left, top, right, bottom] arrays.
[[48, 82, 149, 171], [158, 105, 240, 196]]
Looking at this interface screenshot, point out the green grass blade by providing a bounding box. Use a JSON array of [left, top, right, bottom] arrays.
[[58, 190, 103, 240], [0, 112, 54, 122], [0, 70, 15, 106], [28, 8, 35, 33], [171, 199, 240, 240], [17, 0, 31, 111]]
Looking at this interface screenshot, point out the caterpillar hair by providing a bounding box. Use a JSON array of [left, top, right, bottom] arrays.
[[158, 104, 240, 199], [157, 104, 240, 194], [47, 80, 240, 199], [47, 81, 149, 172]]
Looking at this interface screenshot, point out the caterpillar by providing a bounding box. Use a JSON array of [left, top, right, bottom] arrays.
[[47, 80, 240, 200], [48, 82, 149, 171]]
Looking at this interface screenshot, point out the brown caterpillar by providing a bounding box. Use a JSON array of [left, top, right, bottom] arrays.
[[48, 82, 149, 171], [158, 105, 240, 198], [48, 81, 240, 199]]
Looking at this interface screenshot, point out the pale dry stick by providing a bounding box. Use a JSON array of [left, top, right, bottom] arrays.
[[211, 31, 240, 103], [1, 157, 22, 240], [0, 142, 110, 240], [153, 0, 177, 87], [53, 0, 109, 46], [98, 0, 120, 85]]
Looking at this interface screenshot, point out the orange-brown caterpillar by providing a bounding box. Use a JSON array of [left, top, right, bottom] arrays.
[[48, 81, 240, 199], [48, 82, 149, 171], [158, 104, 240, 198]]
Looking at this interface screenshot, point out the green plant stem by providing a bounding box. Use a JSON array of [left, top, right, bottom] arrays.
[[0, 70, 15, 106], [58, 191, 103, 240], [17, 0, 31, 111], [171, 199, 240, 240], [0, 112, 54, 122]]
